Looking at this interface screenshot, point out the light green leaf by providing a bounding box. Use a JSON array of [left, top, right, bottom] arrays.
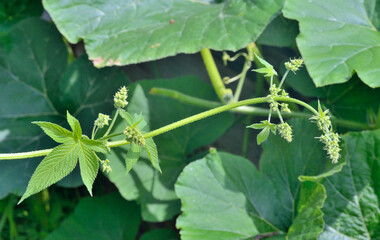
[[32, 121, 73, 144], [175, 149, 326, 239], [19, 142, 78, 203], [319, 129, 380, 239], [119, 109, 133, 126], [145, 138, 161, 173], [81, 138, 108, 154], [126, 143, 141, 174], [257, 127, 270, 145], [287, 181, 325, 239], [77, 143, 99, 196], [66, 111, 82, 140], [283, 0, 380, 87], [43, 0, 283, 66], [132, 113, 147, 130], [46, 194, 141, 240]]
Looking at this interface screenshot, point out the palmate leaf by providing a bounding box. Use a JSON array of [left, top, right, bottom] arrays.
[[43, 0, 283, 67], [18, 142, 78, 204]]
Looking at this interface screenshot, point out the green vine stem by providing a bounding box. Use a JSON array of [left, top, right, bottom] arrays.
[[200, 48, 233, 102], [149, 87, 369, 130], [0, 94, 370, 161]]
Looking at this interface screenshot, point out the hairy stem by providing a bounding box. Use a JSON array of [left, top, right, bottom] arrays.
[[103, 108, 119, 137], [233, 59, 251, 102], [0, 94, 370, 160], [200, 48, 232, 102]]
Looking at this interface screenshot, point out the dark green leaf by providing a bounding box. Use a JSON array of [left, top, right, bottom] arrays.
[[46, 194, 141, 240], [284, 0, 380, 87], [77, 143, 99, 196], [19, 142, 78, 203], [319, 129, 380, 239], [257, 127, 270, 145], [107, 77, 234, 222], [287, 181, 325, 239], [119, 109, 133, 126], [257, 14, 298, 48], [259, 119, 346, 227], [66, 111, 82, 140], [81, 138, 108, 154], [32, 121, 73, 144], [126, 143, 141, 174], [43, 0, 284, 66]]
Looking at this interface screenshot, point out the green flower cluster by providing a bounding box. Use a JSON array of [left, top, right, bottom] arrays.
[[268, 84, 290, 113], [310, 102, 341, 163], [100, 159, 112, 173], [114, 86, 128, 108], [124, 126, 146, 146], [277, 122, 293, 143], [285, 58, 304, 72], [94, 113, 111, 128]]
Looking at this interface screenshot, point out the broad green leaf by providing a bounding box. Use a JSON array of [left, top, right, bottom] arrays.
[[43, 0, 283, 66], [287, 181, 325, 239], [175, 150, 326, 239], [59, 55, 129, 121], [107, 77, 234, 222], [81, 138, 108, 154], [145, 138, 161, 173], [257, 14, 298, 48], [0, 18, 67, 198], [46, 194, 141, 240], [126, 143, 141, 174], [19, 142, 78, 203], [319, 129, 380, 239], [77, 143, 99, 196], [257, 127, 270, 145], [32, 121, 73, 144], [283, 0, 380, 87], [66, 111, 82, 140], [140, 228, 179, 240], [119, 109, 133, 126]]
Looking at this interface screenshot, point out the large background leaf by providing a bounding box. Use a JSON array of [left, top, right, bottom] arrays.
[[175, 119, 345, 239], [175, 150, 326, 239], [0, 18, 67, 198], [46, 194, 141, 240], [43, 0, 284, 66], [283, 0, 380, 87], [107, 77, 234, 222], [319, 129, 380, 239]]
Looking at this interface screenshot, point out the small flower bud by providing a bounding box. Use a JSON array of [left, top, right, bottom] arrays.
[[94, 113, 111, 128], [285, 58, 303, 73], [281, 103, 291, 113], [114, 86, 128, 108], [278, 122, 293, 142], [123, 126, 145, 146], [100, 159, 112, 173]]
